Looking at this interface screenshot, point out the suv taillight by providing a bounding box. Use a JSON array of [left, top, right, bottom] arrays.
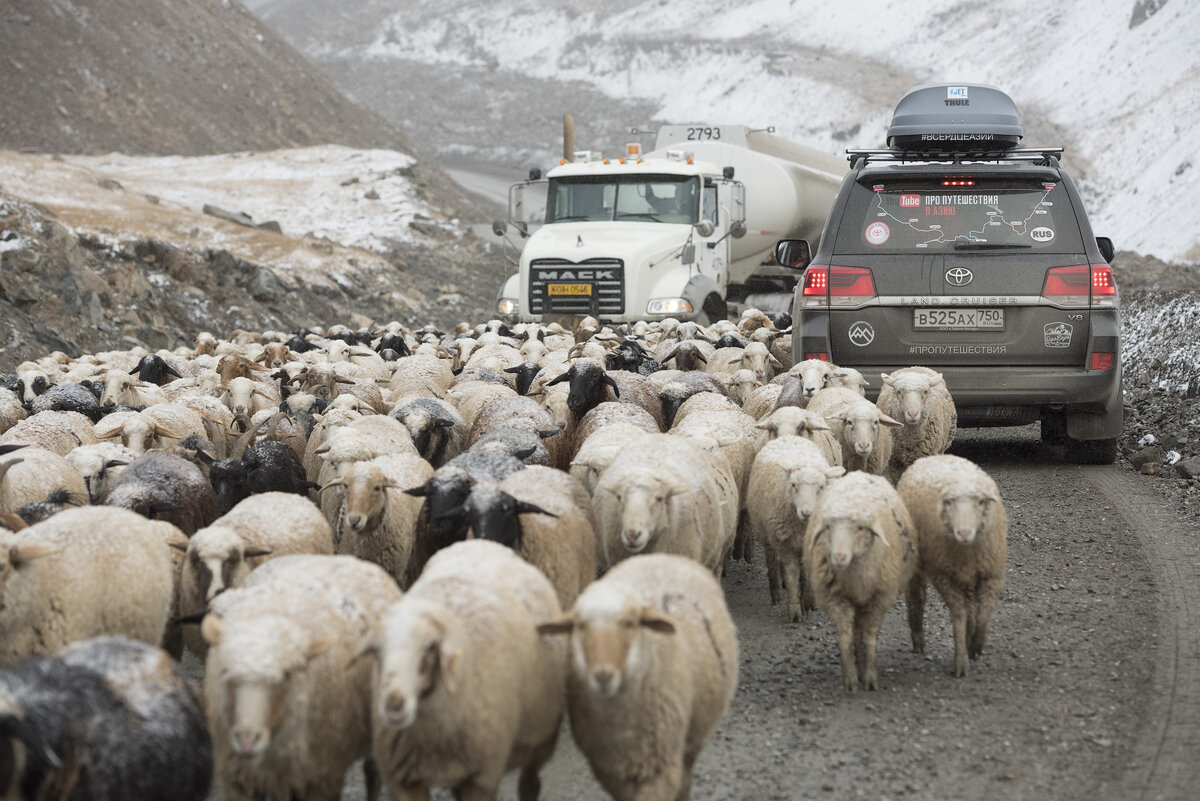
[[801, 265, 877, 307], [1042, 264, 1118, 307]]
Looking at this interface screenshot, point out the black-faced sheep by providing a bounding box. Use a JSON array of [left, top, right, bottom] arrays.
[[102, 451, 220, 536]]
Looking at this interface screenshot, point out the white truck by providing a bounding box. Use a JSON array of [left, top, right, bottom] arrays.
[[494, 124, 846, 324]]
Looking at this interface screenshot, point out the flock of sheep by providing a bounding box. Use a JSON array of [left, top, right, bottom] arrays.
[[0, 308, 1008, 800]]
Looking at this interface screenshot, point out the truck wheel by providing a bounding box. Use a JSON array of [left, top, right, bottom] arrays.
[[1064, 436, 1118, 465], [701, 295, 728, 325]]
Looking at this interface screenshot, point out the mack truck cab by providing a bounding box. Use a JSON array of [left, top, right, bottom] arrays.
[[495, 125, 845, 325]]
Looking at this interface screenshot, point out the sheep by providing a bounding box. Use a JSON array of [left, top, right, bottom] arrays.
[[0, 506, 177, 666], [93, 402, 208, 455], [806, 387, 902, 474], [669, 389, 742, 427], [782, 358, 837, 405], [446, 380, 519, 429], [546, 358, 665, 431], [467, 394, 568, 469], [12, 367, 51, 405], [102, 451, 220, 536], [472, 426, 555, 467], [724, 367, 762, 406], [656, 338, 715, 371], [202, 554, 401, 801], [364, 539, 566, 801], [457, 465, 597, 609], [537, 553, 737, 801], [322, 452, 432, 585], [804, 472, 919, 691], [592, 433, 736, 575], [0, 636, 211, 801], [29, 382, 106, 422], [13, 487, 84, 526], [570, 400, 660, 461], [876, 367, 958, 476], [569, 422, 657, 497], [0, 410, 98, 456], [389, 395, 467, 467], [0, 388, 26, 435], [740, 382, 785, 420], [755, 406, 843, 467], [387, 353, 455, 398], [0, 442, 87, 512], [656, 371, 728, 429], [313, 414, 417, 510], [99, 370, 168, 408], [194, 422, 316, 514], [748, 436, 846, 622], [829, 366, 870, 396], [708, 340, 783, 382], [220, 375, 281, 417], [898, 455, 1007, 677]]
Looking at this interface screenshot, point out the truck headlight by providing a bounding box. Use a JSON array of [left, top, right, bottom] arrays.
[[646, 298, 693, 315], [496, 298, 519, 315]]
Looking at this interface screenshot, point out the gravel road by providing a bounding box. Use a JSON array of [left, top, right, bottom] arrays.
[[200, 423, 1200, 801]]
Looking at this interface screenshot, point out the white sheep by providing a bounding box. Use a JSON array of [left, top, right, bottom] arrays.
[[876, 367, 957, 476], [828, 366, 870, 396], [569, 422, 657, 497], [93, 402, 208, 455], [0, 506, 176, 666], [0, 410, 98, 456], [707, 341, 783, 382], [0, 445, 89, 515], [740, 382, 785, 419], [99, 370, 168, 407], [804, 472, 919, 691], [755, 406, 843, 467], [898, 455, 1007, 677], [723, 367, 762, 406], [65, 442, 137, 503], [806, 387, 901, 474], [748, 436, 845, 622], [203, 554, 402, 801], [537, 553, 738, 801], [365, 539, 566, 801], [781, 358, 837, 405], [324, 452, 432, 585], [592, 433, 736, 575], [0, 388, 27, 435]]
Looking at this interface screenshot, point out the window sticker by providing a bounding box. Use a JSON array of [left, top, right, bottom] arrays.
[[864, 221, 891, 246], [1044, 322, 1072, 348], [1031, 226, 1055, 243]]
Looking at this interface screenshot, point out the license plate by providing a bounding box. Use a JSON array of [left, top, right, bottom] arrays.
[[913, 308, 1005, 330], [548, 283, 592, 296]]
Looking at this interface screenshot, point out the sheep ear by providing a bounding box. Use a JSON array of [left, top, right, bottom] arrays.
[[808, 418, 831, 431], [536, 611, 577, 636], [0, 713, 62, 769], [346, 636, 377, 669], [243, 547, 273, 559], [0, 513, 27, 532], [537, 428, 559, 440], [305, 635, 334, 661], [147, 501, 180, 515], [877, 412, 903, 428], [825, 466, 847, 479], [546, 371, 570, 386], [404, 480, 431, 498], [515, 501, 557, 518], [438, 644, 460, 695], [10, 543, 59, 565], [871, 523, 891, 548], [0, 444, 28, 456], [513, 446, 537, 460], [930, 375, 946, 390], [173, 609, 208, 626], [435, 418, 457, 429], [880, 372, 894, 386], [105, 459, 129, 469], [768, 353, 784, 368], [601, 374, 621, 397], [638, 608, 676, 634], [318, 481, 346, 494], [753, 419, 774, 432], [201, 614, 224, 646], [167, 540, 190, 553]]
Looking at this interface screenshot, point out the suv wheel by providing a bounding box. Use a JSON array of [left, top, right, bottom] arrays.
[[1064, 436, 1118, 465]]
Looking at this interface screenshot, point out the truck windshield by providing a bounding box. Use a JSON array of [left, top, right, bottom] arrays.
[[546, 174, 700, 225], [835, 177, 1084, 254]]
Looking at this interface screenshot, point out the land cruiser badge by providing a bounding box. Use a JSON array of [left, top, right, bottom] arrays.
[[1044, 322, 1073, 348]]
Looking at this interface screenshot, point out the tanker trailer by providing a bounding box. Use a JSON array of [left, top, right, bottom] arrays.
[[494, 124, 845, 324]]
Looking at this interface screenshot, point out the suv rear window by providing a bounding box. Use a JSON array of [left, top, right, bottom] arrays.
[[834, 176, 1085, 255]]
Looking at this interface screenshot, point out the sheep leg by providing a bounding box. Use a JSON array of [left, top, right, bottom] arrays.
[[856, 605, 886, 691], [675, 750, 698, 801], [970, 576, 1003, 660], [764, 543, 781, 605], [517, 731, 558, 801], [391, 783, 430, 801], [934, 579, 970, 677], [732, 509, 748, 561], [906, 574, 927, 654], [781, 549, 804, 624], [631, 761, 683, 801], [363, 759, 382, 801], [454, 781, 498, 801], [827, 601, 859, 692]]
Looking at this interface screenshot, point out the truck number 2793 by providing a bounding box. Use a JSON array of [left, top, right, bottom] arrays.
[[686, 127, 721, 141]]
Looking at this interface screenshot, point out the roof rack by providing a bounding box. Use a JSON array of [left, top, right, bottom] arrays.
[[846, 147, 1064, 168]]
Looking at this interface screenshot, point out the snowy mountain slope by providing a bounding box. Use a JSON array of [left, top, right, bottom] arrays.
[[249, 0, 1199, 264]]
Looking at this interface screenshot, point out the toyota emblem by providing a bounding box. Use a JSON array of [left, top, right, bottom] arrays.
[[946, 267, 974, 287]]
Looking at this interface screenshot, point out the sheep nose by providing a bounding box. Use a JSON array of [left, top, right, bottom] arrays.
[[855, 442, 872, 455], [956, 528, 975, 544], [382, 692, 414, 728], [347, 514, 365, 531], [621, 530, 646, 552], [831, 551, 850, 568], [232, 729, 263, 757], [592, 668, 616, 693], [906, 411, 921, 423]]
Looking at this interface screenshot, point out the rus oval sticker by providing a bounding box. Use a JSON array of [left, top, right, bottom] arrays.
[[865, 221, 890, 246], [1031, 226, 1055, 243]]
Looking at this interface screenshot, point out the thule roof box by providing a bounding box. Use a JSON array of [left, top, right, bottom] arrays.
[[887, 82, 1023, 153]]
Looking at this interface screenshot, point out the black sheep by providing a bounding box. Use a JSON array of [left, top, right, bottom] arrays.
[[128, 354, 182, 386]]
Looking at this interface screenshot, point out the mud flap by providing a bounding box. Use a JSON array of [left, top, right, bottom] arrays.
[[1067, 393, 1124, 440]]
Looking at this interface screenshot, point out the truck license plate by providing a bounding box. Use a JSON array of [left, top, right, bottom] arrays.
[[548, 283, 592, 296], [913, 308, 1005, 330]]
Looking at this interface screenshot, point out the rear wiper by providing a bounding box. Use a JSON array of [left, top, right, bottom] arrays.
[[953, 242, 1033, 250]]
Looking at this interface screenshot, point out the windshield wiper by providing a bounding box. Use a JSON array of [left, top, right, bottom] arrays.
[[617, 212, 664, 222], [552, 215, 597, 222], [953, 242, 1033, 250]]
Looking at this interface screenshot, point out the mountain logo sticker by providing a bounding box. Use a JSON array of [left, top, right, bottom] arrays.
[[848, 321, 875, 347], [1044, 322, 1073, 348]]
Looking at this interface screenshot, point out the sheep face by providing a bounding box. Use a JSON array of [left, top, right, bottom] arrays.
[[725, 370, 760, 406], [837, 408, 901, 458], [539, 584, 674, 697], [791, 360, 835, 400], [939, 488, 995, 544], [340, 465, 390, 534], [740, 343, 782, 383], [374, 605, 457, 730], [548, 361, 618, 420], [16, 371, 50, 404], [121, 417, 155, 454], [406, 471, 473, 548], [829, 368, 869, 396], [605, 476, 678, 555], [100, 373, 139, 407], [205, 615, 312, 762], [883, 373, 944, 426], [188, 527, 257, 602], [789, 466, 846, 521], [459, 486, 553, 549], [817, 517, 888, 570], [757, 408, 829, 440]]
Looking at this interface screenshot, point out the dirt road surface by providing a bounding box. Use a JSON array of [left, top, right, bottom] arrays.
[[200, 424, 1200, 800]]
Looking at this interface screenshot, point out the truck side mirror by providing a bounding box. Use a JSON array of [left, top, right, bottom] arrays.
[[1096, 236, 1115, 263], [729, 220, 747, 239], [491, 220, 507, 237], [694, 219, 716, 238], [775, 239, 811, 270]]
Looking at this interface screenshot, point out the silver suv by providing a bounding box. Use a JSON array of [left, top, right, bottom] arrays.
[[781, 83, 1122, 463]]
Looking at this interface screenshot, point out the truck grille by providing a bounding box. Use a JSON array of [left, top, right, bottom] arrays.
[[529, 259, 624, 317]]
